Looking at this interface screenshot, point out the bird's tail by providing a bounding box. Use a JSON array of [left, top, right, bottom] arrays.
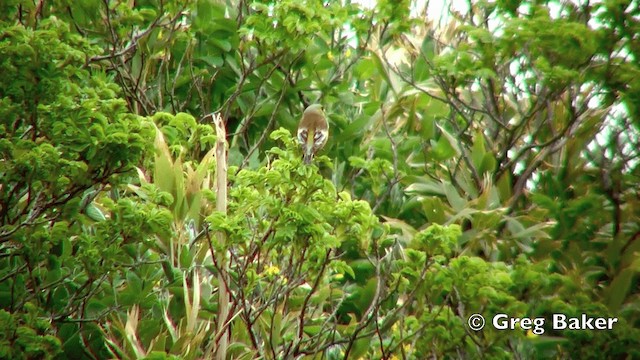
[[303, 150, 314, 164]]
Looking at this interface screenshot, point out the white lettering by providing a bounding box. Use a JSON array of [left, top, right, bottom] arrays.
[[553, 314, 618, 331], [553, 314, 567, 329], [492, 314, 546, 335], [493, 314, 509, 330], [493, 314, 617, 333]]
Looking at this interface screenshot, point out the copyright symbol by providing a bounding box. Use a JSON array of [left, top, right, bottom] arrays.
[[468, 314, 485, 331]]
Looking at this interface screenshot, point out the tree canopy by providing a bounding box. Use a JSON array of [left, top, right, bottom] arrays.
[[1, 0, 639, 359]]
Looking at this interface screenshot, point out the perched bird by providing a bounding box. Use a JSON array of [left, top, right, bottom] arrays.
[[297, 104, 329, 164]]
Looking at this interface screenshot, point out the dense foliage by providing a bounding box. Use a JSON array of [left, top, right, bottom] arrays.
[[1, 0, 638, 359]]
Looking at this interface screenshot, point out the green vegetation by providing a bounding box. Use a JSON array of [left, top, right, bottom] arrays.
[[1, 0, 638, 358]]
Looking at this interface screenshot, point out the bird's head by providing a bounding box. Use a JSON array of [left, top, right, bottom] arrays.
[[297, 104, 328, 164]]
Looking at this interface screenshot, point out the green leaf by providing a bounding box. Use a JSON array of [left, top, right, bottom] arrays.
[[354, 57, 377, 80], [479, 153, 497, 174], [606, 267, 636, 311], [338, 111, 375, 141], [85, 203, 106, 222], [432, 133, 456, 161], [471, 131, 486, 171]]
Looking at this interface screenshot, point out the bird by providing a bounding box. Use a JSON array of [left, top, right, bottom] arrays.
[[297, 104, 329, 164]]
